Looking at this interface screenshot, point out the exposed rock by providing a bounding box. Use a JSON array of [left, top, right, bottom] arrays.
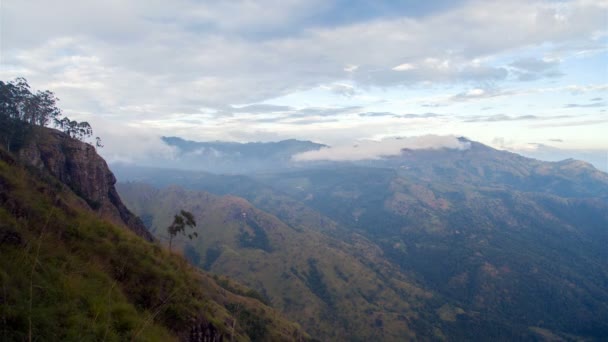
[[17, 127, 154, 241]]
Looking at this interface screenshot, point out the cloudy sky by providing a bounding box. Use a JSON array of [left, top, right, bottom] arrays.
[[1, 0, 607, 169]]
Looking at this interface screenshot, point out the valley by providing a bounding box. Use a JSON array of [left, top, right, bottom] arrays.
[[115, 138, 608, 341]]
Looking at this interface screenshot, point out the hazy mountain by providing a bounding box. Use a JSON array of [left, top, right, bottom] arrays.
[[161, 136, 325, 173], [115, 139, 608, 340]]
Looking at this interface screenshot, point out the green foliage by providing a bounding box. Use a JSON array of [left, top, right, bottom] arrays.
[[55, 117, 93, 141], [225, 303, 270, 341], [0, 77, 93, 146], [215, 277, 270, 306], [0, 151, 310, 341], [0, 78, 61, 127], [167, 210, 197, 251], [238, 217, 272, 252], [203, 246, 222, 271], [303, 259, 333, 307]]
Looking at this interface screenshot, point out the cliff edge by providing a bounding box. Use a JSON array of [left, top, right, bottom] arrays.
[[16, 126, 154, 241]]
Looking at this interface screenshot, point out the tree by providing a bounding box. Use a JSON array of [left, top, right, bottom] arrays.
[[0, 77, 96, 148], [55, 116, 93, 141], [167, 210, 197, 252], [0, 78, 61, 126]]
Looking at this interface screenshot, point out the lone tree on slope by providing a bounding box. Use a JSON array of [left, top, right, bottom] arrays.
[[167, 210, 197, 252]]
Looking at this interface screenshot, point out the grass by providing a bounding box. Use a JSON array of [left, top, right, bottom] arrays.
[[0, 149, 310, 341]]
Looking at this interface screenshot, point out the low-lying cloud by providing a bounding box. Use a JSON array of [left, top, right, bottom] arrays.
[[292, 135, 470, 161]]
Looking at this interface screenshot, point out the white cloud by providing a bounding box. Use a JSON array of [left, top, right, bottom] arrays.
[[2, 0, 605, 111], [393, 63, 416, 71], [89, 118, 178, 165], [344, 64, 359, 72], [293, 135, 470, 161], [1, 0, 606, 161]]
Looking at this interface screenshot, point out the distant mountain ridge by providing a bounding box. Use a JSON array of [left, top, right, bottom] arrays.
[[161, 136, 325, 173]]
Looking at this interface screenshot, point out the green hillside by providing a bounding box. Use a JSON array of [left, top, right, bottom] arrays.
[[118, 182, 445, 341], [0, 147, 310, 341]]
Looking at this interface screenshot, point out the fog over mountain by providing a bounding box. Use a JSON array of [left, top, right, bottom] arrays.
[[292, 135, 470, 161]]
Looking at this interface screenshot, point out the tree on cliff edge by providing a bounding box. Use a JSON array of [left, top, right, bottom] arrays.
[[0, 77, 94, 150]]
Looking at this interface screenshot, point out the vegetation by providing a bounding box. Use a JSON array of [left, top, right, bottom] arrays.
[[0, 78, 95, 151], [167, 210, 197, 252], [115, 143, 608, 341], [0, 147, 310, 341], [117, 182, 435, 341]]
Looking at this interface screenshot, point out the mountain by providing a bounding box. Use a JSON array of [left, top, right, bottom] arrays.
[[160, 136, 325, 173], [115, 139, 608, 341], [0, 125, 311, 341], [118, 182, 440, 341]]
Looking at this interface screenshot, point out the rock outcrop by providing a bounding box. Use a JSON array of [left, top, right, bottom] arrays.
[[17, 126, 154, 241]]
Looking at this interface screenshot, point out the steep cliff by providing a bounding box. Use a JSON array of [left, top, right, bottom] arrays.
[[16, 126, 153, 241]]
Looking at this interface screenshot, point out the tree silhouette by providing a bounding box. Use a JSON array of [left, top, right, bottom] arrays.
[[167, 210, 197, 252], [0, 77, 96, 149]]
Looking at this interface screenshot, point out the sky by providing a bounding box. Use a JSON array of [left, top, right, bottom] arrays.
[[1, 0, 607, 170]]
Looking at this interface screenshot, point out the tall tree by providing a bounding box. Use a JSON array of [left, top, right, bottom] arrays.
[[0, 77, 95, 148], [167, 210, 198, 252]]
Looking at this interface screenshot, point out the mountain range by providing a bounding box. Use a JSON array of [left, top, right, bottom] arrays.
[[114, 136, 608, 341], [160, 136, 325, 173]]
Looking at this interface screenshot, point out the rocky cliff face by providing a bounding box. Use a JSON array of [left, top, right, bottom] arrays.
[[17, 126, 153, 241]]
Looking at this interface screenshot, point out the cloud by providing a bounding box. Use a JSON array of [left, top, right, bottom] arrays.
[[529, 119, 608, 128], [463, 114, 571, 122], [231, 104, 292, 113], [357, 112, 443, 119], [509, 57, 563, 81], [399, 113, 443, 119], [358, 112, 397, 117], [450, 87, 514, 102], [564, 102, 606, 108], [92, 119, 178, 165], [292, 135, 469, 161], [465, 114, 540, 122], [505, 143, 608, 172], [392, 63, 416, 71], [3, 0, 606, 113], [2, 0, 607, 160], [292, 106, 363, 117], [326, 83, 358, 97]]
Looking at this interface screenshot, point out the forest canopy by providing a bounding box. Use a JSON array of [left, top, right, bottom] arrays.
[[0, 77, 96, 150]]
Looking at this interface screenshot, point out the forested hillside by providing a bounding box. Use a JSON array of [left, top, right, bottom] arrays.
[[116, 141, 608, 341]]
